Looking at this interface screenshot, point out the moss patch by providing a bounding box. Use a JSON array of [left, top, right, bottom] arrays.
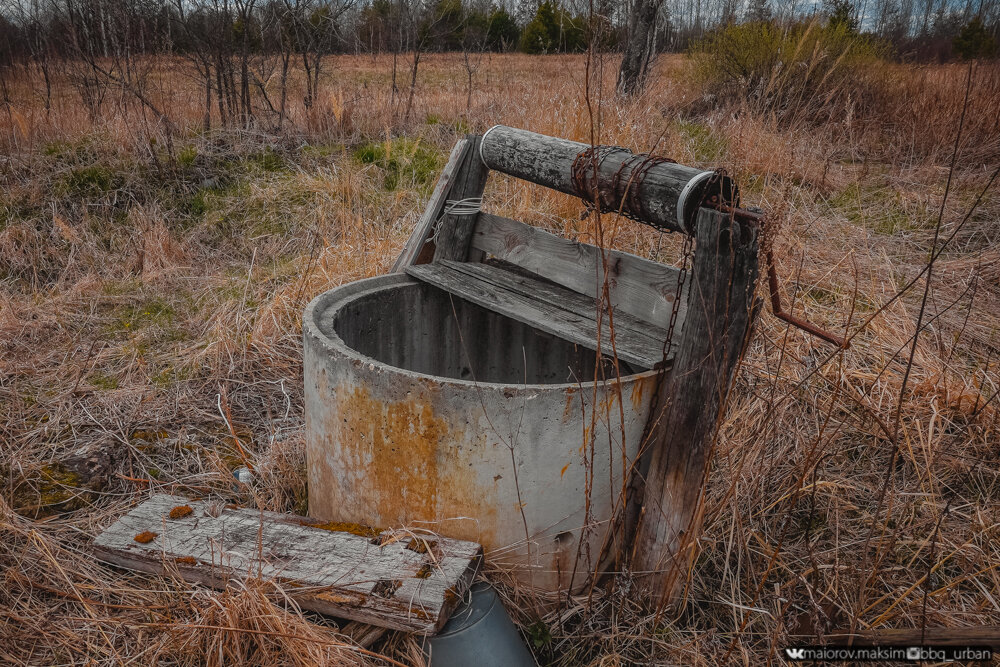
[[299, 519, 382, 539], [828, 182, 931, 235], [353, 138, 441, 192], [177, 145, 199, 167], [104, 297, 187, 345], [675, 120, 728, 163], [9, 463, 92, 519], [88, 372, 119, 390], [58, 165, 117, 197]]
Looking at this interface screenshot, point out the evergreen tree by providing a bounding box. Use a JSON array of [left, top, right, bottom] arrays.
[[486, 7, 520, 51], [825, 0, 858, 33], [953, 17, 997, 60], [421, 0, 465, 52], [519, 2, 583, 54]]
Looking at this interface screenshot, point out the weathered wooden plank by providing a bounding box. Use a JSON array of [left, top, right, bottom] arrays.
[[406, 260, 672, 370], [442, 259, 673, 366], [479, 125, 737, 233], [93, 494, 482, 634], [432, 135, 489, 263], [631, 207, 760, 604], [391, 138, 472, 273], [471, 212, 687, 329]]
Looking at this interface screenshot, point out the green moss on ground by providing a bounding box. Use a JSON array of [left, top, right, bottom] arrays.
[[675, 119, 728, 163], [8, 463, 92, 519], [828, 181, 933, 235], [353, 138, 442, 192]]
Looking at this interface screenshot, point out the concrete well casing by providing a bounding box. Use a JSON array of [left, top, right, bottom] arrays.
[[304, 273, 658, 591]]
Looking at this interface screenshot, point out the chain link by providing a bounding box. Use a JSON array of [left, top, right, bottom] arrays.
[[569, 144, 733, 236], [569, 145, 748, 361], [661, 232, 694, 364], [571, 145, 685, 230]]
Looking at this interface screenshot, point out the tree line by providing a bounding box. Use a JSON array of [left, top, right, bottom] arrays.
[[2, 0, 996, 64], [0, 1, 995, 138]]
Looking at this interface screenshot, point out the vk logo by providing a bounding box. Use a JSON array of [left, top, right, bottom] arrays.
[[784, 648, 807, 660]]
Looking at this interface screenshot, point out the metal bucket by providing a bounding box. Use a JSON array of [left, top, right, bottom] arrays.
[[422, 582, 536, 666], [304, 273, 657, 591]]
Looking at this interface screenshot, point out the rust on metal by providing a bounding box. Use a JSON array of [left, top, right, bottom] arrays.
[[764, 244, 850, 348], [564, 142, 845, 348], [715, 204, 849, 349], [624, 155, 679, 224], [569, 145, 692, 230]]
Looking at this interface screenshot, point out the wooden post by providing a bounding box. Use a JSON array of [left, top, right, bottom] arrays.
[[391, 136, 477, 272], [432, 135, 489, 262], [632, 206, 760, 604]]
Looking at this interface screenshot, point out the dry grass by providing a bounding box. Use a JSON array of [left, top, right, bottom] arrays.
[[1, 52, 999, 665]]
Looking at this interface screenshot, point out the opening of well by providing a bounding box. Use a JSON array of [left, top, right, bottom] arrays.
[[330, 281, 635, 385]]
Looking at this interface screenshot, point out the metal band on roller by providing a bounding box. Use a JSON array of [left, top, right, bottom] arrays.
[[675, 170, 715, 234]]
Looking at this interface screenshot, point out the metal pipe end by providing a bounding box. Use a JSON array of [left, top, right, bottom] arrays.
[[676, 170, 715, 234], [423, 582, 537, 666], [479, 125, 503, 168]]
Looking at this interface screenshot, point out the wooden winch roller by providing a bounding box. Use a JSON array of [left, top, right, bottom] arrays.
[[478, 125, 739, 234]]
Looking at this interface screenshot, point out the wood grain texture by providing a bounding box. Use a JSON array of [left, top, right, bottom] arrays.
[[391, 138, 472, 273], [479, 125, 735, 233], [431, 135, 489, 263], [631, 207, 760, 603], [406, 260, 673, 370], [471, 212, 686, 329], [443, 260, 673, 368], [341, 621, 389, 648], [93, 494, 482, 634]]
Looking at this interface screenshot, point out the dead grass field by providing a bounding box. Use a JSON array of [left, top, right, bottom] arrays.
[[2, 52, 1000, 665]]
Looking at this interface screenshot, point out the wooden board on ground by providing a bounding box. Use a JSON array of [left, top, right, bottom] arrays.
[[93, 494, 482, 634]]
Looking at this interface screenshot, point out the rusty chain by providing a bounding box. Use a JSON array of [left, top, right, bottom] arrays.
[[660, 232, 694, 365], [571, 145, 687, 231], [570, 144, 847, 349]]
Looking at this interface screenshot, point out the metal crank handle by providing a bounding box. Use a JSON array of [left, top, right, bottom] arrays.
[[721, 205, 850, 350]]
